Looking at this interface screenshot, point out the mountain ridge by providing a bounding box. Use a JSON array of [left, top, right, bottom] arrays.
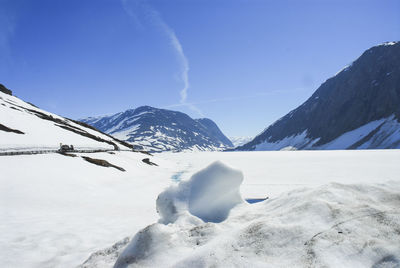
[[0, 88, 133, 152], [238, 41, 400, 151], [81, 106, 233, 152]]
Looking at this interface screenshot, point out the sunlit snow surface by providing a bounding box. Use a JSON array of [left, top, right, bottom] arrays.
[[156, 161, 244, 224], [253, 115, 400, 151], [115, 182, 400, 268], [1, 150, 400, 267], [0, 91, 131, 151]]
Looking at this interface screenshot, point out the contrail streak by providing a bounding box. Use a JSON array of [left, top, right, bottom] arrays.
[[155, 16, 189, 104], [122, 0, 194, 110]]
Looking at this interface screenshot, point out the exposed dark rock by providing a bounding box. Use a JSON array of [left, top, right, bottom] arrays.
[[0, 84, 12, 95], [195, 118, 233, 147], [139, 150, 153, 156], [142, 158, 158, 166], [239, 42, 400, 150], [26, 102, 38, 108], [81, 156, 125, 171], [9, 106, 22, 112], [58, 152, 77, 157], [0, 123, 24, 134]]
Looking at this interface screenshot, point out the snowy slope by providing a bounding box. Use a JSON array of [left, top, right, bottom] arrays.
[[238, 41, 400, 151], [0, 89, 132, 152], [80, 106, 233, 153], [252, 115, 400, 151]]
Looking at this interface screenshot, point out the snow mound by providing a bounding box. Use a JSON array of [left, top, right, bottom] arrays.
[[156, 161, 244, 224], [113, 181, 400, 268]]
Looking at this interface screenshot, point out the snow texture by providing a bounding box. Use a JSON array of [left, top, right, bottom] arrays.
[[0, 91, 131, 151], [80, 107, 233, 153], [3, 150, 400, 267], [253, 115, 400, 151], [0, 151, 174, 268], [113, 163, 400, 268], [254, 130, 319, 151], [156, 161, 244, 224], [380, 41, 398, 46]]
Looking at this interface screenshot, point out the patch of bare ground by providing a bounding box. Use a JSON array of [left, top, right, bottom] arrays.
[[142, 158, 158, 166], [139, 151, 153, 156], [0, 84, 12, 95], [0, 123, 24, 134], [9, 106, 22, 112], [81, 156, 125, 171], [58, 152, 77, 157], [26, 102, 38, 108]]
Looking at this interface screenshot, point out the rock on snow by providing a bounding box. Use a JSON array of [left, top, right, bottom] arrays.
[[109, 162, 400, 268]]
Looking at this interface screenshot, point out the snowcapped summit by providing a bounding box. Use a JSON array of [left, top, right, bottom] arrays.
[[238, 41, 400, 151], [379, 41, 398, 46], [81, 106, 233, 152]]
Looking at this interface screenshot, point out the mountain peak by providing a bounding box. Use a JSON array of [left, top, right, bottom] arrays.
[[81, 106, 233, 152], [377, 41, 398, 47]]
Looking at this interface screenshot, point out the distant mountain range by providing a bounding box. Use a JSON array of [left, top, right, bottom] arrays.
[[229, 136, 253, 147], [238, 41, 400, 151], [81, 106, 233, 152], [3, 41, 399, 153]]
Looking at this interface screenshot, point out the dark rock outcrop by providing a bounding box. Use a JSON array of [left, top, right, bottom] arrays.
[[238, 42, 400, 150], [0, 84, 12, 95]]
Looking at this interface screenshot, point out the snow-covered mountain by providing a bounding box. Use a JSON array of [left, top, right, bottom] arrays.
[[0, 84, 132, 152], [80, 106, 233, 152], [238, 41, 400, 151], [229, 136, 253, 147]]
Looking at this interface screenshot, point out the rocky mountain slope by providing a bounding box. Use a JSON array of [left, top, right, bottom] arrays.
[[229, 136, 253, 147], [238, 41, 400, 151], [81, 106, 233, 152], [0, 84, 132, 153]]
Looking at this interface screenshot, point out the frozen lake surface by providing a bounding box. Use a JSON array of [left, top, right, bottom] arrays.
[[1, 150, 399, 267]]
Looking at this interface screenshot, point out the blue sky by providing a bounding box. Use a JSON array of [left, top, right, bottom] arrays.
[[0, 0, 399, 137]]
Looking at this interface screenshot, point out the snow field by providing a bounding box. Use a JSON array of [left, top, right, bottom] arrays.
[[157, 150, 400, 199], [1, 150, 400, 267], [112, 157, 400, 267], [0, 151, 175, 267]]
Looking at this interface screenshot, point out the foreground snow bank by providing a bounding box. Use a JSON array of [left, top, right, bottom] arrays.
[[111, 179, 400, 268], [156, 161, 244, 224]]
